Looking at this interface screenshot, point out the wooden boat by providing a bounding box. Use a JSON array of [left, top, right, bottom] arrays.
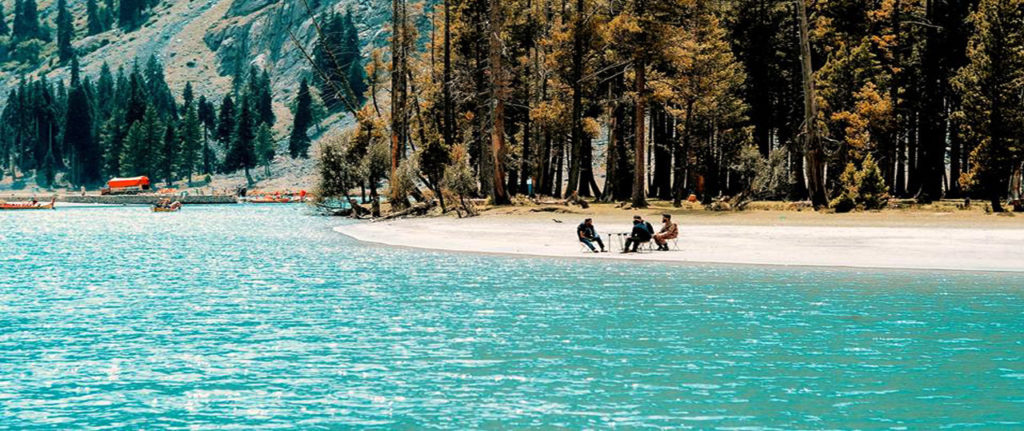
[[152, 206, 181, 212], [247, 196, 293, 204], [0, 198, 56, 210]]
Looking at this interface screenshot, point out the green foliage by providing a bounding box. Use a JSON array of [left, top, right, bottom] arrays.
[[118, 0, 149, 30], [829, 155, 890, 212], [56, 0, 74, 62], [10, 39, 43, 64], [857, 155, 888, 210], [830, 163, 858, 213], [952, 0, 1024, 211], [12, 0, 45, 42], [289, 78, 313, 158], [255, 123, 275, 176], [178, 104, 203, 183], [216, 95, 235, 148], [224, 96, 256, 181], [313, 8, 366, 111], [441, 144, 476, 198], [734, 146, 794, 200], [119, 106, 162, 177], [315, 133, 358, 200], [86, 0, 106, 36], [0, 5, 9, 37]]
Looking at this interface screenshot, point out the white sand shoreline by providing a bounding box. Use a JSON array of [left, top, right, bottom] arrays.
[[333, 213, 1024, 273]]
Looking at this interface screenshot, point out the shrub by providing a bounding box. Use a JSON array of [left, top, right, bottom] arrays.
[[734, 146, 794, 200], [830, 163, 859, 213], [11, 40, 44, 64], [856, 154, 888, 210], [829, 154, 889, 212]]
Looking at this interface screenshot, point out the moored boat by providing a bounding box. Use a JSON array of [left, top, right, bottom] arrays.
[[0, 198, 56, 210], [247, 196, 293, 204], [152, 199, 183, 212]]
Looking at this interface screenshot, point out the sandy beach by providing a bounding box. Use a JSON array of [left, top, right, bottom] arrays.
[[334, 206, 1024, 272]]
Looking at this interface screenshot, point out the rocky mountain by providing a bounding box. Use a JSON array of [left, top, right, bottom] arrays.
[[0, 0, 390, 131]]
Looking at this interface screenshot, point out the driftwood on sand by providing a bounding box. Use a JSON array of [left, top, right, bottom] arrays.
[[377, 200, 437, 221], [315, 198, 373, 218]]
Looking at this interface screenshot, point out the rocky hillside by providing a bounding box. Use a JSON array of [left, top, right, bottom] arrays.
[[1, 0, 389, 134]]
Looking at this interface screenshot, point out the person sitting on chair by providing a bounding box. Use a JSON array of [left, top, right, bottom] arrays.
[[623, 215, 654, 253], [577, 218, 606, 253], [654, 214, 678, 251]]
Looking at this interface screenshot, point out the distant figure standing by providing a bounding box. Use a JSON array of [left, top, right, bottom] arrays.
[[654, 214, 678, 251], [577, 218, 606, 253], [623, 215, 654, 253]]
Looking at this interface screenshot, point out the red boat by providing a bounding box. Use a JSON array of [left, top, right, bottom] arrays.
[[0, 198, 56, 210]]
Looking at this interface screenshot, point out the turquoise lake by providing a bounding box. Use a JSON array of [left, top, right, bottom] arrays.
[[1, 205, 1022, 429]]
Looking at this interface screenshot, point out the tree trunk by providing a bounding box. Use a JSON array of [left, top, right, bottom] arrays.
[[390, 0, 409, 208], [797, 0, 827, 208], [442, 0, 454, 150], [489, 0, 509, 204], [916, 0, 946, 202], [565, 0, 585, 196], [631, 57, 648, 208], [652, 105, 671, 200], [602, 103, 617, 202], [553, 138, 564, 198], [673, 101, 693, 206]]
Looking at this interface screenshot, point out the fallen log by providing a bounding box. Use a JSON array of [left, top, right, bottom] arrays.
[[348, 198, 372, 218], [377, 200, 437, 221]]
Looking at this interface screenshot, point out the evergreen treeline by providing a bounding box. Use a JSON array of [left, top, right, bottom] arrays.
[[0, 55, 280, 188], [312, 7, 367, 112], [0, 0, 140, 66], [316, 0, 1024, 213]]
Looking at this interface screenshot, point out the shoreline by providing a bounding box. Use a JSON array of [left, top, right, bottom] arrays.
[[333, 209, 1024, 273]]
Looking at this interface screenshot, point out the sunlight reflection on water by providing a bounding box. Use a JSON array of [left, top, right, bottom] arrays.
[[1, 205, 1022, 429]]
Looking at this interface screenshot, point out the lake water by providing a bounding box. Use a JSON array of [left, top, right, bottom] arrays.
[[2, 205, 1022, 429]]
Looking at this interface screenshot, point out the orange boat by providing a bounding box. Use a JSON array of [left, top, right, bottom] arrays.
[[248, 196, 292, 204], [0, 198, 56, 210]]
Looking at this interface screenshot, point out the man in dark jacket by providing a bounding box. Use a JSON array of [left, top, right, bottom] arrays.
[[577, 218, 606, 252], [623, 215, 654, 253]]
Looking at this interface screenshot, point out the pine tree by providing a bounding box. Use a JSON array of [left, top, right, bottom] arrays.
[[225, 95, 256, 185], [64, 57, 101, 187], [289, 78, 313, 158], [342, 9, 366, 102], [119, 0, 144, 30], [952, 0, 1024, 212], [314, 10, 360, 111], [255, 123, 274, 176], [178, 104, 202, 183], [145, 55, 177, 119], [12, 0, 43, 41], [216, 94, 235, 149], [119, 121, 145, 177], [197, 95, 217, 174], [120, 106, 162, 177], [182, 82, 194, 109], [56, 0, 75, 62], [257, 69, 275, 125], [158, 120, 177, 185], [95, 63, 116, 122], [0, 4, 9, 37], [86, 0, 105, 35]]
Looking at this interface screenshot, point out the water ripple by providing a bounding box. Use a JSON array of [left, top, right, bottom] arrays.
[[1, 206, 1022, 429]]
